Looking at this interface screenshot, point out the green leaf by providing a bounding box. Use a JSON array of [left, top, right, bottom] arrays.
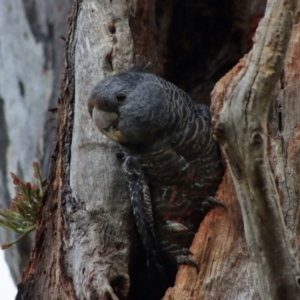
[[0, 162, 43, 249]]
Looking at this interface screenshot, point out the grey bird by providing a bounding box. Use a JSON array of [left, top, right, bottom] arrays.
[[87, 67, 224, 294]]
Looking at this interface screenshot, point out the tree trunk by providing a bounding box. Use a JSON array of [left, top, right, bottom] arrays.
[[15, 0, 300, 299], [165, 1, 300, 299], [0, 0, 72, 284]]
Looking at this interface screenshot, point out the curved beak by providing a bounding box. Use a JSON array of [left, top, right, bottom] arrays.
[[92, 108, 129, 143]]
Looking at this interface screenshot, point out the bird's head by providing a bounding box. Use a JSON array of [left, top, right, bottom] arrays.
[[87, 71, 167, 145]]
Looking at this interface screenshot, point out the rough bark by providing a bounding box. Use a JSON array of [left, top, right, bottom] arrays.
[[17, 1, 134, 299], [68, 1, 134, 298], [0, 0, 72, 284], [212, 0, 300, 299], [164, 2, 300, 300], [16, 0, 300, 299]]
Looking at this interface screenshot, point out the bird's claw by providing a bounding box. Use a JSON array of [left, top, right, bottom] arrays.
[[206, 196, 227, 211], [176, 249, 199, 272]]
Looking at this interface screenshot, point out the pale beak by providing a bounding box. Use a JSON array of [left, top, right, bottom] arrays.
[[92, 108, 129, 143]]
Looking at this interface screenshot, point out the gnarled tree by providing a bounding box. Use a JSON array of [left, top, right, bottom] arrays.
[[8, 0, 300, 299]]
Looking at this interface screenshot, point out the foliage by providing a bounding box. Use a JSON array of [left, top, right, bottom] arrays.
[[0, 162, 44, 249]]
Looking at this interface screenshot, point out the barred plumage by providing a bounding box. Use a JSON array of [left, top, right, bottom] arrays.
[[88, 69, 224, 291]]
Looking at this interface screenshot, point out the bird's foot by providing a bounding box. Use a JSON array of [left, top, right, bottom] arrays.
[[176, 248, 199, 272]]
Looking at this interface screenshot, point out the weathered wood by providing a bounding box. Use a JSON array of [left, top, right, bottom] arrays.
[[212, 0, 300, 299], [17, 0, 136, 299], [164, 3, 300, 300], [68, 0, 134, 298], [164, 168, 261, 300], [14, 1, 300, 299], [269, 16, 300, 267]]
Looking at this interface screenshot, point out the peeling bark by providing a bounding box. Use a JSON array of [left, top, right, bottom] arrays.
[[68, 1, 134, 298], [14, 0, 300, 299], [211, 0, 300, 299], [165, 2, 300, 300], [17, 1, 135, 299]]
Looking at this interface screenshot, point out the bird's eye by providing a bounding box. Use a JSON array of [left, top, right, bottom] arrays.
[[116, 93, 126, 102]]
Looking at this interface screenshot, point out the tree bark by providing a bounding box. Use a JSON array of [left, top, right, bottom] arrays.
[[15, 0, 300, 299], [213, 0, 300, 298], [0, 0, 72, 284], [17, 1, 134, 299], [165, 2, 300, 300]]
